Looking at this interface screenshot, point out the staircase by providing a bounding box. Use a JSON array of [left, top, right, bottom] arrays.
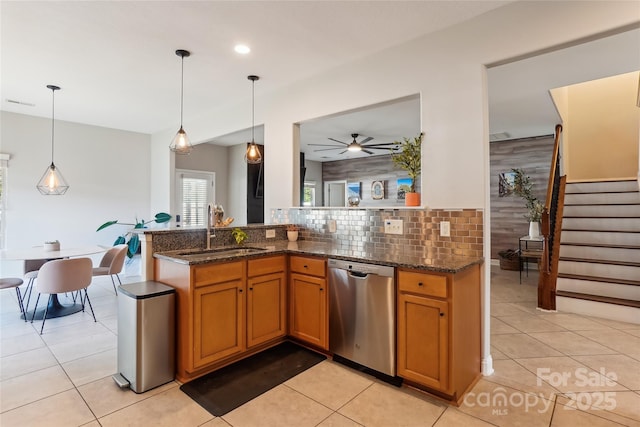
[[556, 180, 640, 324]]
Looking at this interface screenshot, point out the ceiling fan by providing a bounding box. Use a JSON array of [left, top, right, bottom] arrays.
[[310, 133, 400, 155]]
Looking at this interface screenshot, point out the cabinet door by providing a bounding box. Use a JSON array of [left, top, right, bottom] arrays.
[[247, 271, 286, 348], [193, 279, 245, 369], [397, 292, 449, 391], [289, 273, 328, 349]]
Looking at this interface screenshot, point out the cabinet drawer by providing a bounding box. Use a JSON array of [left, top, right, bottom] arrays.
[[290, 256, 326, 277], [398, 270, 448, 298], [248, 255, 286, 277], [193, 261, 244, 287]]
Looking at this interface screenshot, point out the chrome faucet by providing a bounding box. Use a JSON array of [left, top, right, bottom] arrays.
[[206, 203, 215, 249]]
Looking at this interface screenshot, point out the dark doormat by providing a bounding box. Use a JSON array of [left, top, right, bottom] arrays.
[[180, 341, 326, 416]]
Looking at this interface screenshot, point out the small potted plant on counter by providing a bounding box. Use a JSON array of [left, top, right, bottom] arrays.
[[391, 132, 423, 206], [232, 228, 248, 245], [286, 224, 299, 242]]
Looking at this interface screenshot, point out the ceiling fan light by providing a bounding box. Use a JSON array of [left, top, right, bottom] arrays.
[[347, 142, 362, 152]]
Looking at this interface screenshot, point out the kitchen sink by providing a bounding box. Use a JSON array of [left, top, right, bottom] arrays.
[[176, 247, 267, 258]]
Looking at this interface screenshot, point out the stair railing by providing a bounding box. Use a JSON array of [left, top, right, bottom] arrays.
[[538, 124, 565, 310]]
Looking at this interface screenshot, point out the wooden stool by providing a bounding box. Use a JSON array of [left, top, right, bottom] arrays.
[[0, 278, 26, 320]]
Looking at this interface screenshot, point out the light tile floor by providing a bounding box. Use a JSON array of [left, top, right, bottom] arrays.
[[1, 267, 639, 426]]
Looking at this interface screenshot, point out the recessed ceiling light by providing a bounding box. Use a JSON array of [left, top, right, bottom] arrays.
[[234, 44, 250, 54]]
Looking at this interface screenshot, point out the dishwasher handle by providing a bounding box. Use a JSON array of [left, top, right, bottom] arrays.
[[348, 270, 369, 279]]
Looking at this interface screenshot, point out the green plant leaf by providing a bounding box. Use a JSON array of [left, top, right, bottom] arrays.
[[113, 235, 126, 245], [96, 220, 118, 232], [134, 222, 145, 229], [127, 234, 140, 258], [154, 212, 172, 223]]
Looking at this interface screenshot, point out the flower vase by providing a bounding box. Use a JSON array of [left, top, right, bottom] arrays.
[[287, 230, 299, 242], [528, 221, 540, 238]]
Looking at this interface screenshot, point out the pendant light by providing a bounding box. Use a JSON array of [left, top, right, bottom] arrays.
[[169, 49, 193, 155], [36, 85, 69, 195], [244, 75, 262, 164]]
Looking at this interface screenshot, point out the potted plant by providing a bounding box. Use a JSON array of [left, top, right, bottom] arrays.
[[391, 132, 423, 206], [286, 224, 299, 242], [97, 212, 172, 258], [510, 168, 545, 237], [231, 228, 248, 245]]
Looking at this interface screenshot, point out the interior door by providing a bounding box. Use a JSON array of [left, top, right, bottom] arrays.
[[324, 180, 347, 207]]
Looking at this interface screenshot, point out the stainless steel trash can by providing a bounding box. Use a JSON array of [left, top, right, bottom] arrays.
[[112, 281, 175, 393]]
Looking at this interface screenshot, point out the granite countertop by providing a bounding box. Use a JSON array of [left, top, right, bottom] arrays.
[[153, 240, 483, 274]]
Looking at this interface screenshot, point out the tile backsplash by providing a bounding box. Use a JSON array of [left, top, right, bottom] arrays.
[[271, 207, 483, 259]]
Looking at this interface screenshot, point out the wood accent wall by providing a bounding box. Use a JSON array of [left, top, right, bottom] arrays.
[[322, 154, 418, 207], [490, 136, 554, 259]]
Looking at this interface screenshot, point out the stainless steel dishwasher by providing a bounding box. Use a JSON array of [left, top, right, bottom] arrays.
[[328, 258, 396, 377]]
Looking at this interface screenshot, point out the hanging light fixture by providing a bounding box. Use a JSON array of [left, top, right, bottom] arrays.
[[36, 85, 69, 195], [244, 75, 262, 164], [169, 49, 193, 155]]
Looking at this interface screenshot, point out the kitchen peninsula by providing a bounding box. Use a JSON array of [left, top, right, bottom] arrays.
[[150, 206, 484, 405]]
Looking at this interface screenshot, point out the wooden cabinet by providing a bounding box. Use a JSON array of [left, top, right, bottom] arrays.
[[247, 255, 287, 348], [397, 264, 481, 404], [155, 255, 286, 382], [289, 255, 328, 350], [193, 275, 245, 368]]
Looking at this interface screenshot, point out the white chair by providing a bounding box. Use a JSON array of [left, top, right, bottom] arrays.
[[92, 244, 128, 294], [30, 258, 94, 334], [22, 259, 49, 320], [0, 278, 26, 319]]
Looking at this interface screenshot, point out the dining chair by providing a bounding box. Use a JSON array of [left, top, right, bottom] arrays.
[[22, 259, 49, 320], [30, 257, 95, 334], [0, 278, 27, 319], [92, 244, 128, 294]]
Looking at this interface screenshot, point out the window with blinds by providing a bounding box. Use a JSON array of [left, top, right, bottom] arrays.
[[176, 170, 215, 228]]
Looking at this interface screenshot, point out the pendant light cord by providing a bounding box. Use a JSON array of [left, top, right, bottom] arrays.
[[251, 78, 255, 143], [180, 54, 184, 127], [50, 88, 56, 164]]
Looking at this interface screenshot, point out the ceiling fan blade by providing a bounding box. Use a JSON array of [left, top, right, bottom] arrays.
[[328, 138, 348, 145], [313, 147, 345, 152], [362, 149, 374, 155], [309, 143, 344, 147], [362, 143, 400, 148], [339, 150, 348, 155], [359, 136, 374, 144]]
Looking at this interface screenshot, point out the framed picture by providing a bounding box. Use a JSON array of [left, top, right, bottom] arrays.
[[396, 178, 412, 201], [371, 181, 384, 200], [498, 172, 516, 197], [347, 182, 361, 198]]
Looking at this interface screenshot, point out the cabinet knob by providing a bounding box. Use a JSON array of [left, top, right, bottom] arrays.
[[239, 289, 243, 293], [303, 265, 308, 268], [320, 288, 324, 291], [417, 282, 423, 287], [249, 287, 253, 291], [439, 312, 444, 317]]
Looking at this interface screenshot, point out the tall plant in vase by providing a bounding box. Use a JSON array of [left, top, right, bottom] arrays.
[[510, 168, 544, 237], [391, 132, 423, 206]]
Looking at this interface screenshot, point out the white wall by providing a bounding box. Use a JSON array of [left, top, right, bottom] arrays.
[[0, 111, 151, 276], [304, 159, 323, 207], [227, 143, 248, 225]]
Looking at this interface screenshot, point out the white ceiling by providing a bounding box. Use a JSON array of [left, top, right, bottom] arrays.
[[0, 1, 506, 133], [2, 2, 638, 162]]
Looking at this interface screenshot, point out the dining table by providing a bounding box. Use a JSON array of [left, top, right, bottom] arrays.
[[0, 245, 107, 320]]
